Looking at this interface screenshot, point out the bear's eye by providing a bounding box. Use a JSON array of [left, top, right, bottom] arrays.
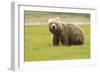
[[50, 23, 53, 25], [54, 23, 57, 25]]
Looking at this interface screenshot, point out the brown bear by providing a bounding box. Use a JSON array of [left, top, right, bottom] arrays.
[[48, 17, 84, 46]]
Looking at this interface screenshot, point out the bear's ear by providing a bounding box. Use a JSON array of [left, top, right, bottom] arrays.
[[48, 19, 53, 24], [54, 17, 61, 23], [55, 17, 65, 24], [55, 17, 60, 21]]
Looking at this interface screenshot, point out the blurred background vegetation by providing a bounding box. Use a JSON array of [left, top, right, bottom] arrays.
[[24, 11, 90, 25]]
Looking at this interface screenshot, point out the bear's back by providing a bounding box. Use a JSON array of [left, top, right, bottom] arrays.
[[66, 24, 84, 45]]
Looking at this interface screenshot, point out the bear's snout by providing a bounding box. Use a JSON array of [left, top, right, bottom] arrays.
[[52, 25, 55, 29], [51, 24, 57, 30]]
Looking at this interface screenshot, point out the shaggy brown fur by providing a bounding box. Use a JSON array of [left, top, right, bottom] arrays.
[[48, 17, 84, 46]]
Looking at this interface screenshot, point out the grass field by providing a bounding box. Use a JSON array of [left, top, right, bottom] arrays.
[[24, 24, 90, 62]]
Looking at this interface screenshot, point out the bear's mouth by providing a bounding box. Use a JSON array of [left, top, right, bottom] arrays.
[[50, 28, 59, 34]]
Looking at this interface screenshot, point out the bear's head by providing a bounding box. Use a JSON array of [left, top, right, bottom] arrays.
[[48, 17, 63, 35]]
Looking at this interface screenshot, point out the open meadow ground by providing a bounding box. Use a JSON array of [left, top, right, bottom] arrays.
[[24, 24, 90, 62]]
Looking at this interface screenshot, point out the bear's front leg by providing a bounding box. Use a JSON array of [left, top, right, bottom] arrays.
[[53, 35, 59, 46]]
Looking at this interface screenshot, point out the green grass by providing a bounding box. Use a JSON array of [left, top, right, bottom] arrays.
[[24, 24, 90, 62]]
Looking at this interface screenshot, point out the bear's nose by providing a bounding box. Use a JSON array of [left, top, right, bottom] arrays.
[[52, 25, 55, 29]]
